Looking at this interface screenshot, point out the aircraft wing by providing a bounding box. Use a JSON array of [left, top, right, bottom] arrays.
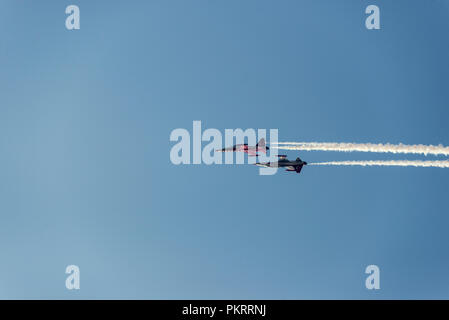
[[247, 149, 259, 156], [286, 165, 303, 173], [254, 162, 270, 168]]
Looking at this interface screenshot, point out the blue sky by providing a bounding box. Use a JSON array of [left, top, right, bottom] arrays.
[[1, 0, 449, 299]]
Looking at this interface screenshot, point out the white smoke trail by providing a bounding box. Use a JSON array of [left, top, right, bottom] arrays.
[[309, 160, 449, 168], [271, 142, 449, 156]]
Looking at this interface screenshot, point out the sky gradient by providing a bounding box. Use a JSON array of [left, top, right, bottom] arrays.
[[1, 0, 449, 299]]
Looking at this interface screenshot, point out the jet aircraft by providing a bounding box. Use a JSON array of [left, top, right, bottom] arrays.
[[255, 155, 307, 174], [216, 138, 269, 156]]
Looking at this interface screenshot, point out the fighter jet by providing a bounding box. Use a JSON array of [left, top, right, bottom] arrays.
[[216, 138, 269, 156], [255, 155, 308, 174]]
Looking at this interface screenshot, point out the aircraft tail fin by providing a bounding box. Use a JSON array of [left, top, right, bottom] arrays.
[[296, 157, 307, 165], [256, 138, 266, 148]]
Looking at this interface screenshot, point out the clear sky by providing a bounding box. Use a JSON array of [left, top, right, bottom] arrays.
[[1, 0, 449, 299]]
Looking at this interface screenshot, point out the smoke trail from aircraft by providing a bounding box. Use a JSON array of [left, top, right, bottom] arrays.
[[271, 142, 449, 156], [309, 160, 449, 168]]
